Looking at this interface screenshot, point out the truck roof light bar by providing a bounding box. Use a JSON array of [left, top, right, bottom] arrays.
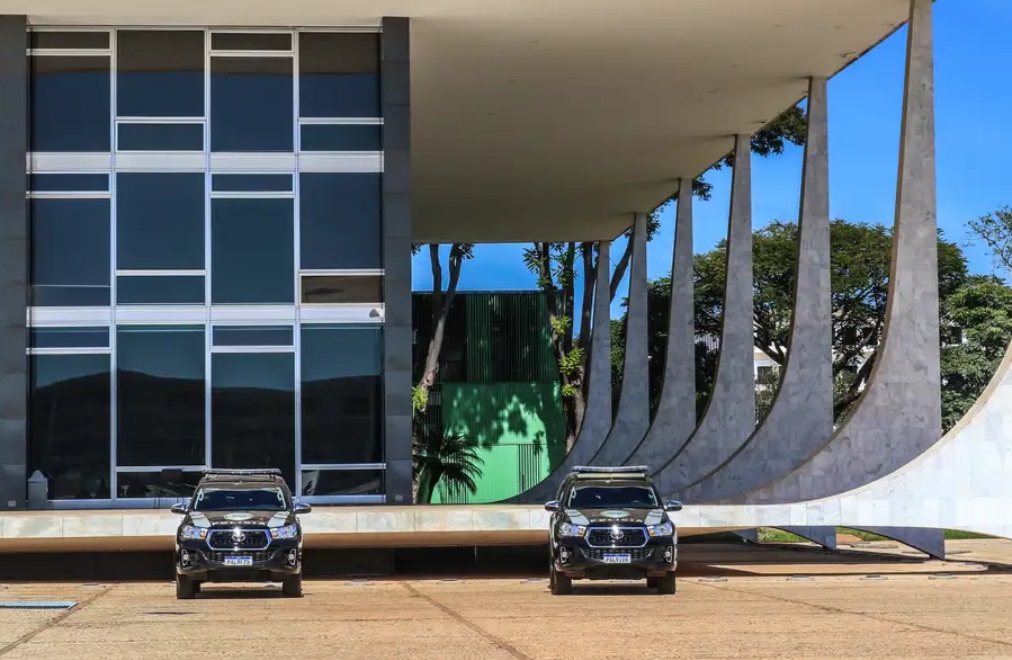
[[570, 466, 650, 474]]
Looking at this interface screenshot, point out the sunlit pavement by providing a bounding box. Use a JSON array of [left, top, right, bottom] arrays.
[[3, 541, 1012, 659]]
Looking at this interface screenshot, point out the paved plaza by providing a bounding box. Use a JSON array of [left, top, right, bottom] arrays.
[[2, 541, 1012, 659]]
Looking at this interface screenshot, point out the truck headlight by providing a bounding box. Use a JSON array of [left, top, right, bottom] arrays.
[[558, 522, 587, 538], [647, 521, 674, 537], [179, 525, 206, 541], [271, 523, 299, 540]]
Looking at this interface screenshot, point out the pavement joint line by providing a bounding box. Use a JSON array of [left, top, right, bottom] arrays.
[[694, 577, 1012, 650], [399, 581, 533, 660], [0, 586, 113, 657]]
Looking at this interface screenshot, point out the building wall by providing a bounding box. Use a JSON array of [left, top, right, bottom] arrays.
[[412, 291, 567, 503], [14, 26, 405, 507]]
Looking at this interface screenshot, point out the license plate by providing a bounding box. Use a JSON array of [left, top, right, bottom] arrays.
[[602, 553, 631, 564], [223, 555, 253, 567]]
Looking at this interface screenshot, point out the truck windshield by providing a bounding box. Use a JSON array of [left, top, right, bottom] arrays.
[[568, 485, 658, 509], [193, 487, 286, 511]]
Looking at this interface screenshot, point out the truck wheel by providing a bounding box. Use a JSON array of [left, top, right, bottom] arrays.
[[282, 574, 304, 598], [655, 572, 676, 595], [646, 577, 659, 589], [176, 575, 197, 600], [550, 565, 572, 595]]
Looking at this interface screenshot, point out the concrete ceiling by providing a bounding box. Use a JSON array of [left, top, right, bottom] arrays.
[[4, 0, 914, 242]]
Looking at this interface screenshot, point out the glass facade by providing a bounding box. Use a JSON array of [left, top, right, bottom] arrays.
[[26, 28, 386, 504]]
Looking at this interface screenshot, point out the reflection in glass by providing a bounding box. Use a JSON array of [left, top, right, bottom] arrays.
[[212, 198, 294, 303], [31, 31, 110, 50], [300, 124, 381, 151], [29, 354, 111, 500], [301, 326, 382, 464], [301, 469, 383, 497], [30, 174, 108, 192], [117, 275, 205, 304], [211, 57, 293, 152], [299, 32, 379, 118], [213, 326, 293, 347], [302, 275, 383, 304], [30, 327, 109, 349], [212, 353, 295, 486], [31, 56, 110, 152], [117, 30, 204, 117], [117, 471, 201, 499], [117, 123, 204, 151], [117, 173, 204, 270], [211, 32, 292, 51], [31, 199, 110, 306], [117, 326, 205, 466], [299, 174, 380, 269]]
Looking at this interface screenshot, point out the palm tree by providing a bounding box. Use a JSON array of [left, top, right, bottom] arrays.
[[412, 418, 485, 504]]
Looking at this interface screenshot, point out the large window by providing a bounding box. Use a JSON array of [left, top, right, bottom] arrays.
[[117, 326, 205, 467], [301, 325, 382, 465], [212, 352, 296, 486], [30, 199, 110, 306], [28, 28, 388, 504], [211, 199, 294, 303], [29, 354, 111, 500]]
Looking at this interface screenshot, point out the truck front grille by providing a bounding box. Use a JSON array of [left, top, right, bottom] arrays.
[[586, 527, 647, 548], [207, 529, 270, 550]]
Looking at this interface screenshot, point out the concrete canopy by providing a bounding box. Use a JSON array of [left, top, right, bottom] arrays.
[[4, 0, 911, 242]]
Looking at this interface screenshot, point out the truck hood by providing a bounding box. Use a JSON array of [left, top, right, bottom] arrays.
[[185, 510, 293, 528], [563, 507, 668, 526]]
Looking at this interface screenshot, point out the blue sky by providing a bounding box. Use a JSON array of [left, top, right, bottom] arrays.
[[412, 0, 1012, 320]]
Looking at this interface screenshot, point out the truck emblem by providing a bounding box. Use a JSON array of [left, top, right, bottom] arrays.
[[231, 530, 246, 543], [610, 527, 624, 541]]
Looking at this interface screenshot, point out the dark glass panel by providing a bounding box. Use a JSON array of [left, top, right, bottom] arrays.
[[302, 275, 383, 304], [300, 124, 380, 151], [30, 199, 110, 306], [301, 469, 383, 496], [31, 56, 111, 152], [212, 174, 292, 192], [117, 326, 205, 466], [117, 30, 204, 117], [299, 32, 379, 118], [29, 354, 111, 500], [117, 276, 205, 304], [117, 173, 204, 270], [211, 32, 292, 51], [211, 199, 294, 303], [117, 471, 202, 499], [212, 353, 295, 486], [213, 326, 293, 346], [117, 123, 204, 151], [300, 326, 382, 464], [30, 31, 110, 50], [30, 327, 109, 349], [299, 174, 380, 269], [30, 174, 108, 192], [210, 57, 293, 152]]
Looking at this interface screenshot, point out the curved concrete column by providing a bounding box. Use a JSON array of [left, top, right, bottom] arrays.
[[509, 242, 613, 503], [626, 180, 696, 468], [849, 527, 945, 559], [680, 77, 834, 503], [651, 135, 755, 495], [738, 0, 940, 504], [593, 213, 650, 466]]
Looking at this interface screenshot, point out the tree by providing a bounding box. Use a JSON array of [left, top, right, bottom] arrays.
[[532, 105, 809, 449], [412, 416, 485, 504], [939, 275, 1012, 431], [691, 219, 967, 420], [411, 243, 474, 413], [968, 206, 1012, 274]]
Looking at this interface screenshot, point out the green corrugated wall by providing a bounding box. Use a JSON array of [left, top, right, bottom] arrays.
[[412, 291, 566, 503]]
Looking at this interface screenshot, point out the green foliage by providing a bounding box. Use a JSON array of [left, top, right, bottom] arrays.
[[968, 206, 1012, 274], [412, 417, 485, 504], [549, 315, 572, 337], [412, 385, 429, 413], [558, 345, 585, 378]]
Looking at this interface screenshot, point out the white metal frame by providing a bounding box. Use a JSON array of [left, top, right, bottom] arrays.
[[30, 26, 389, 507]]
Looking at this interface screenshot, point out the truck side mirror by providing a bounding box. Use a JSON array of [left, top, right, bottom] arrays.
[[544, 500, 561, 512], [664, 500, 683, 512]]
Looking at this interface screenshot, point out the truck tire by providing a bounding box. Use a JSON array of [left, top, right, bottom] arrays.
[[283, 573, 304, 598], [655, 572, 676, 595], [550, 566, 572, 595], [176, 575, 197, 600]]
